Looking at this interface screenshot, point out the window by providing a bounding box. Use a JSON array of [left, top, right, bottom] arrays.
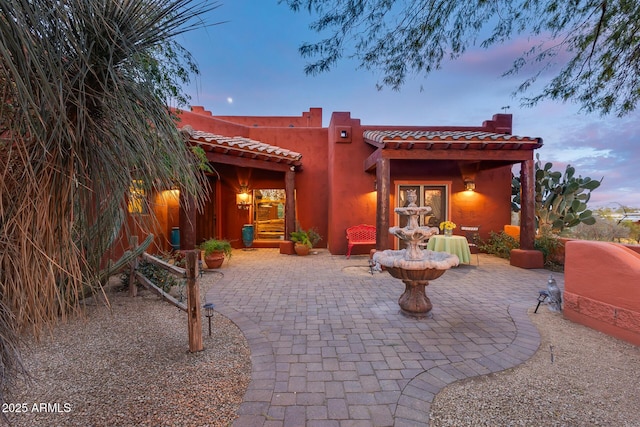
[[128, 180, 149, 214], [397, 184, 449, 228]]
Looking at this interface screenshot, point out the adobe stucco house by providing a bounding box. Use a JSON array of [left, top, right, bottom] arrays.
[[149, 106, 543, 268]]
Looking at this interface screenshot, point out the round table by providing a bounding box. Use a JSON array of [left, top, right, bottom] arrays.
[[426, 235, 471, 264]]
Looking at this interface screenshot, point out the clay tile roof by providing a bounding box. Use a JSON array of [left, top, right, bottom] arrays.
[[180, 126, 302, 165], [363, 130, 543, 150]]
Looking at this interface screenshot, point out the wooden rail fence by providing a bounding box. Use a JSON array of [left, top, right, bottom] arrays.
[[128, 237, 203, 352]]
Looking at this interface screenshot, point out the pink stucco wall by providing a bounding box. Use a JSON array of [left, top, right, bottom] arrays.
[[564, 240, 640, 346]]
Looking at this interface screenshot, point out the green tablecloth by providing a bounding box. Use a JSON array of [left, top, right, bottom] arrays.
[[426, 235, 471, 264]]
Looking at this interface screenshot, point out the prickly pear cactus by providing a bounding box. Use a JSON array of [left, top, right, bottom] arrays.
[[512, 154, 601, 233]]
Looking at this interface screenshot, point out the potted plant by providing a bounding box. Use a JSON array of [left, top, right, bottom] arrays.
[[290, 228, 321, 256], [199, 239, 232, 268]]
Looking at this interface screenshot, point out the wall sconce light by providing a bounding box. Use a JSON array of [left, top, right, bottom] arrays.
[[236, 186, 252, 209], [340, 130, 348, 138], [464, 179, 476, 192]]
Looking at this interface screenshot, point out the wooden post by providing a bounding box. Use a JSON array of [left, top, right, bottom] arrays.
[[520, 159, 536, 250], [510, 158, 544, 268], [128, 236, 138, 297], [285, 168, 296, 238], [185, 250, 203, 352], [376, 157, 391, 250]]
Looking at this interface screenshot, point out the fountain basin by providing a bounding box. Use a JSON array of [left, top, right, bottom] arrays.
[[385, 266, 447, 282], [373, 249, 459, 318], [375, 188, 459, 318]]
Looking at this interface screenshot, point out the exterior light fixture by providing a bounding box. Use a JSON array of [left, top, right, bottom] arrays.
[[236, 186, 251, 209], [336, 127, 351, 142], [203, 302, 215, 336], [464, 180, 476, 192], [534, 291, 549, 313]]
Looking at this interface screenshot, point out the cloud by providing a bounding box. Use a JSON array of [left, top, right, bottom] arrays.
[[444, 35, 568, 81], [534, 110, 640, 208], [180, 2, 640, 208]]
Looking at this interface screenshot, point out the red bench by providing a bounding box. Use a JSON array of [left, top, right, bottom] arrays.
[[346, 224, 376, 258]]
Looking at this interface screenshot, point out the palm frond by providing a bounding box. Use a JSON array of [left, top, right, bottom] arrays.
[[0, 0, 219, 407]]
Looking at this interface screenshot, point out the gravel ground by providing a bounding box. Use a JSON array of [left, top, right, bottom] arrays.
[[5, 272, 251, 427], [430, 307, 640, 427], [5, 271, 640, 427]]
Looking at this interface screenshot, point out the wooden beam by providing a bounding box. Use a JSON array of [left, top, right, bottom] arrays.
[[142, 252, 185, 276], [364, 148, 383, 172], [473, 160, 525, 170], [207, 152, 297, 172], [376, 149, 533, 162], [134, 271, 187, 311], [128, 236, 138, 298]]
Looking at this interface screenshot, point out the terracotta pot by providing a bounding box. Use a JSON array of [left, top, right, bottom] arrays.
[[204, 250, 225, 268], [294, 243, 310, 256]]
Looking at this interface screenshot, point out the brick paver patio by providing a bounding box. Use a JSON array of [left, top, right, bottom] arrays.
[[205, 248, 561, 427]]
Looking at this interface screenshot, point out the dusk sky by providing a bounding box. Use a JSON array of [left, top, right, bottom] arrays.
[[178, 1, 639, 209]]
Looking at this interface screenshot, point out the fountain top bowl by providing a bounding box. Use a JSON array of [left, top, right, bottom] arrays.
[[395, 206, 432, 216]]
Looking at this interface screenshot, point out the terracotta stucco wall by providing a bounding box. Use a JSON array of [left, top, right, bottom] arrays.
[[154, 108, 527, 258], [327, 112, 378, 255], [564, 240, 640, 346], [177, 109, 330, 248], [245, 126, 329, 246], [451, 167, 512, 240], [108, 198, 166, 262], [214, 107, 322, 128], [175, 108, 249, 137], [391, 161, 512, 242], [323, 113, 518, 255]]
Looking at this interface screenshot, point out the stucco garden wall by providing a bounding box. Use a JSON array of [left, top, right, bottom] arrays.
[[564, 240, 640, 346]]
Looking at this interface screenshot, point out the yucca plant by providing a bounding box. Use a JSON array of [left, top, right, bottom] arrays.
[[0, 0, 218, 410]]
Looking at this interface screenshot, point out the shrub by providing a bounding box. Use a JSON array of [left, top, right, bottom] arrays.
[[478, 231, 519, 259], [534, 231, 564, 271], [479, 230, 564, 271], [121, 260, 179, 293], [568, 218, 630, 242]]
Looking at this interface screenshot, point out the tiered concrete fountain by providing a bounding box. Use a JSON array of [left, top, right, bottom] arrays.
[[373, 190, 459, 318]]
